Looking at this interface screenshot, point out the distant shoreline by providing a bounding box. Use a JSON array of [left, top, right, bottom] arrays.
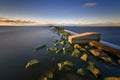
[[0, 26, 120, 27]]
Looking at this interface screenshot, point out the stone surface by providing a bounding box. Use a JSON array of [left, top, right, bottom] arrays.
[[68, 32, 100, 44], [89, 49, 101, 56], [80, 53, 88, 61]]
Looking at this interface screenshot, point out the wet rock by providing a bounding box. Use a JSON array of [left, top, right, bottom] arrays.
[[71, 49, 80, 58], [68, 32, 100, 44], [89, 49, 101, 56], [101, 57, 112, 63], [77, 68, 85, 76], [57, 61, 74, 71], [25, 59, 39, 68], [47, 47, 58, 51], [45, 72, 54, 79], [87, 62, 100, 78], [80, 53, 88, 62], [74, 44, 81, 49]]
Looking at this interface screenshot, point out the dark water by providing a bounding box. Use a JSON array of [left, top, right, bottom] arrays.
[[0, 26, 120, 80], [65, 26, 120, 46], [0, 26, 59, 80]]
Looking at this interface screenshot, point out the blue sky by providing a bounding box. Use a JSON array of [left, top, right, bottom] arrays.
[[0, 0, 120, 26]]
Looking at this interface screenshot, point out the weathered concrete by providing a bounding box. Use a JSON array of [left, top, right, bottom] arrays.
[[68, 32, 100, 44]]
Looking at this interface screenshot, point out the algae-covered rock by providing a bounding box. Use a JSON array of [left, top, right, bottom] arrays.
[[57, 63, 62, 71], [71, 49, 80, 58], [42, 77, 48, 80], [47, 47, 58, 51], [60, 40, 66, 45], [104, 77, 120, 80], [57, 61, 74, 71], [63, 61, 74, 66], [80, 48, 88, 53], [88, 61, 95, 69], [56, 49, 62, 54], [53, 40, 59, 43], [62, 47, 69, 54], [81, 53, 88, 62], [45, 72, 54, 79], [53, 43, 60, 47], [26, 59, 39, 68], [87, 62, 100, 78], [74, 44, 81, 49], [88, 67, 100, 78], [84, 45, 91, 50], [77, 68, 85, 76]]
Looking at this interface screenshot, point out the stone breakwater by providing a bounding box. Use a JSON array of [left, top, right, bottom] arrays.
[[25, 27, 120, 80]]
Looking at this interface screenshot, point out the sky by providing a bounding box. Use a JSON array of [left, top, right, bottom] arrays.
[[0, 0, 120, 26]]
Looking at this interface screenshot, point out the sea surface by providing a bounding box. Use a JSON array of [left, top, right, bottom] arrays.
[[0, 26, 120, 80], [0, 26, 59, 80]]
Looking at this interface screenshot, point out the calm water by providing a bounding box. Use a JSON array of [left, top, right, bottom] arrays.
[[0, 26, 59, 80], [0, 26, 120, 80], [65, 26, 120, 46]]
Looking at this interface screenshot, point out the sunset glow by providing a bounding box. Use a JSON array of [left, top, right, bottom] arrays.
[[0, 0, 120, 26]]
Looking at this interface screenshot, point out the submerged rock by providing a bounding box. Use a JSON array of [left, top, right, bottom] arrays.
[[45, 72, 54, 79], [77, 68, 85, 76], [47, 47, 58, 51], [53, 40, 59, 43], [56, 49, 62, 54], [34, 44, 46, 51], [25, 59, 39, 68], [62, 47, 69, 54], [71, 49, 80, 58], [87, 62, 100, 78]]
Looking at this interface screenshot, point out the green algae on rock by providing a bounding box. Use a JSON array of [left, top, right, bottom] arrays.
[[26, 59, 40, 68]]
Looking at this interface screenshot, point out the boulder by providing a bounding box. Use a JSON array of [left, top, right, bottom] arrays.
[[68, 32, 100, 44]]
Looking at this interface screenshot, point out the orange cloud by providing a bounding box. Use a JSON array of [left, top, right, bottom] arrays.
[[0, 17, 36, 26], [0, 17, 120, 26], [83, 3, 97, 7]]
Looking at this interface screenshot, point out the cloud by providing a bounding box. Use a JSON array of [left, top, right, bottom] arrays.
[[92, 22, 120, 26], [83, 3, 97, 7], [0, 17, 120, 26], [75, 21, 120, 26], [0, 17, 35, 26], [0, 17, 6, 19], [0, 17, 38, 26]]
